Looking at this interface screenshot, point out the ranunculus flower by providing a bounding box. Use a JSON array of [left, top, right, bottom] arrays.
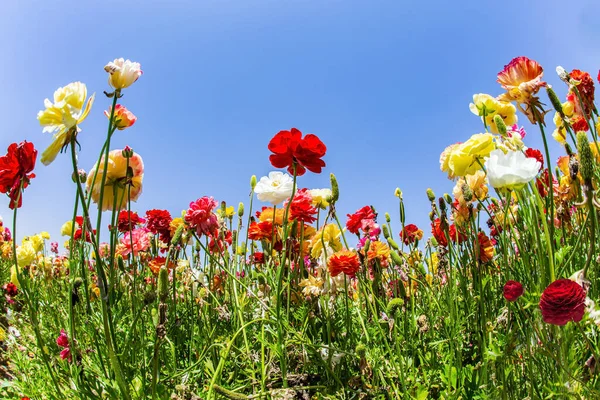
[[185, 196, 219, 237], [569, 69, 595, 118], [399, 224, 423, 245], [477, 231, 494, 263], [539, 279, 586, 325], [0, 141, 37, 209], [469, 94, 518, 134], [268, 128, 327, 176], [328, 250, 361, 277], [117, 228, 151, 257], [105, 104, 137, 130], [248, 220, 274, 241], [448, 133, 495, 177], [86, 149, 144, 211], [145, 209, 172, 243], [503, 280, 524, 302], [524, 148, 544, 171], [497, 56, 546, 104], [37, 82, 95, 165], [285, 188, 317, 224], [485, 149, 540, 190], [254, 171, 295, 205], [346, 206, 376, 235], [117, 211, 145, 233], [309, 188, 332, 209], [104, 58, 143, 90]]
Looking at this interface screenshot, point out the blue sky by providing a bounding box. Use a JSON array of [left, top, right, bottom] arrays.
[[1, 0, 600, 244]]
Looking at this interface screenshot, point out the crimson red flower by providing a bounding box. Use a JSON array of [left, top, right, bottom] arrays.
[[539, 279, 586, 325], [328, 250, 361, 277], [571, 115, 589, 132], [431, 218, 448, 247], [248, 220, 274, 241], [208, 230, 233, 253], [117, 211, 145, 233], [74, 228, 96, 243], [185, 197, 219, 237], [524, 148, 544, 171], [569, 69, 595, 118], [0, 141, 37, 209], [346, 206, 376, 235], [251, 252, 265, 264], [399, 224, 423, 245], [503, 280, 524, 302], [145, 209, 172, 242], [287, 188, 317, 224], [4, 282, 18, 296], [268, 128, 326, 176]]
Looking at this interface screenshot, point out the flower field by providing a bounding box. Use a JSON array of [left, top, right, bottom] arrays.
[[2, 56, 600, 399]]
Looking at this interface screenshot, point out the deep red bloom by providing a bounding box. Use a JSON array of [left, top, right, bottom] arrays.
[[569, 69, 595, 118], [208, 230, 233, 253], [539, 279, 586, 325], [346, 206, 376, 235], [73, 228, 96, 243], [268, 128, 326, 176], [448, 224, 467, 244], [0, 141, 37, 209], [503, 280, 524, 302], [4, 282, 18, 296], [287, 188, 317, 224], [571, 115, 589, 132], [185, 197, 219, 237], [524, 148, 544, 171], [145, 209, 172, 242], [251, 252, 265, 264], [399, 224, 423, 245], [117, 211, 145, 233], [431, 218, 448, 247], [56, 329, 69, 348]]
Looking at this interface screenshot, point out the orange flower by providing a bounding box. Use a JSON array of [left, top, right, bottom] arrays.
[[257, 206, 288, 225], [477, 232, 494, 263], [248, 220, 274, 241], [328, 250, 361, 277], [497, 57, 547, 123], [366, 241, 390, 266], [148, 257, 175, 275]]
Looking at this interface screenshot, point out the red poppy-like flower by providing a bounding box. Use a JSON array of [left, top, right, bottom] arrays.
[[185, 197, 219, 237], [346, 206, 376, 235], [539, 279, 586, 325], [569, 69, 595, 118], [117, 211, 145, 233], [477, 231, 494, 263], [524, 148, 544, 171], [0, 141, 37, 209], [571, 115, 589, 132], [146, 209, 172, 243], [73, 228, 96, 243], [431, 218, 448, 247], [328, 250, 361, 278], [503, 280, 524, 302], [399, 224, 423, 245], [248, 220, 274, 241], [268, 128, 326, 176], [4, 282, 18, 296], [208, 230, 233, 253], [251, 252, 265, 264], [286, 188, 317, 224], [448, 224, 467, 244]]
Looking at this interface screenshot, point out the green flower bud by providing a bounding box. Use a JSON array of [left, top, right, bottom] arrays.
[[430, 237, 439, 247], [72, 169, 87, 183], [565, 143, 574, 156], [382, 224, 390, 239], [387, 238, 400, 251], [461, 183, 473, 202], [426, 188, 436, 202], [73, 277, 83, 289], [330, 173, 340, 203], [438, 197, 447, 213], [158, 267, 169, 302], [386, 297, 404, 316], [577, 131, 595, 186], [171, 224, 184, 246], [237, 202, 244, 217], [443, 193, 453, 205], [546, 86, 564, 116], [385, 212, 391, 224], [122, 146, 134, 159], [493, 115, 507, 136], [355, 343, 367, 358], [250, 175, 257, 190], [390, 250, 403, 266]]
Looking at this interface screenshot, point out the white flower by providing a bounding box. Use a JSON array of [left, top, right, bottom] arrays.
[[104, 58, 143, 90], [254, 171, 295, 205], [485, 149, 540, 190], [309, 188, 332, 209]]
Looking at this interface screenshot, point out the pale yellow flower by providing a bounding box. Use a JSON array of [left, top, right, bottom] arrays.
[[16, 242, 36, 267], [448, 133, 495, 177], [37, 82, 95, 165], [61, 220, 76, 237], [104, 58, 143, 90], [469, 94, 517, 134], [310, 224, 342, 259], [309, 188, 332, 209], [299, 274, 324, 297]]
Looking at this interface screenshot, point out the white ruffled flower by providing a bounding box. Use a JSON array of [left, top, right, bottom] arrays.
[[254, 171, 295, 205], [485, 149, 540, 190]]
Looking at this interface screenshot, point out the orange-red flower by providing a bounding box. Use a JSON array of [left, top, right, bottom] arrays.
[[328, 250, 361, 277], [0, 141, 37, 209], [346, 206, 376, 235], [497, 56, 546, 103], [148, 256, 175, 275], [268, 128, 326, 176], [400, 224, 423, 245], [477, 231, 494, 263], [569, 69, 595, 118], [248, 220, 274, 241], [287, 188, 317, 224]]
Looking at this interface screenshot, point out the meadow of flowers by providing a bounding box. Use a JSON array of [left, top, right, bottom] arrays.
[[1, 56, 600, 399]]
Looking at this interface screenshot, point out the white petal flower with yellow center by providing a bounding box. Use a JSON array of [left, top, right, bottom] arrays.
[[254, 171, 295, 205]]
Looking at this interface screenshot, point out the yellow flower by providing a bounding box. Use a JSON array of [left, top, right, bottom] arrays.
[[427, 252, 439, 275], [366, 241, 391, 265], [86, 149, 144, 211], [10, 265, 19, 287], [216, 206, 235, 219], [104, 58, 143, 90], [440, 143, 460, 179], [16, 242, 36, 267], [37, 82, 95, 165], [40, 231, 50, 240], [309, 188, 332, 209], [61, 220, 75, 237], [299, 274, 324, 297], [469, 94, 517, 134], [448, 133, 495, 177], [0, 327, 6, 342], [310, 224, 342, 259], [28, 234, 45, 253]]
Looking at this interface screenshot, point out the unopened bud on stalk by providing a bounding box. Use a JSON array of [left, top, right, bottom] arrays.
[[387, 298, 404, 316], [231, 230, 237, 244], [577, 132, 595, 186], [122, 146, 134, 159], [395, 188, 402, 198], [569, 156, 579, 181], [382, 224, 390, 239], [390, 250, 403, 266], [430, 237, 438, 247], [493, 115, 507, 136], [330, 173, 340, 203], [171, 224, 184, 245], [461, 183, 473, 202], [73, 277, 83, 289], [387, 238, 400, 251], [250, 175, 257, 190], [443, 193, 453, 205], [438, 197, 447, 213], [429, 211, 435, 222], [383, 213, 390, 224], [426, 188, 436, 202], [546, 86, 564, 116], [565, 143, 574, 156], [158, 267, 169, 302], [72, 169, 87, 183], [556, 66, 570, 83], [363, 239, 371, 254], [237, 202, 244, 217], [355, 343, 367, 358]]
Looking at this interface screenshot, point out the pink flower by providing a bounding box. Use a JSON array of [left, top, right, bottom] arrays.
[[105, 104, 137, 130], [185, 196, 219, 236], [60, 348, 72, 361], [56, 329, 69, 348], [117, 228, 151, 257]]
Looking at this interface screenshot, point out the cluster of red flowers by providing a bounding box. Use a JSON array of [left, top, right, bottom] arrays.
[[287, 189, 317, 224], [346, 206, 376, 235], [399, 224, 423, 245], [539, 279, 586, 326], [268, 128, 326, 176], [0, 141, 37, 209], [145, 209, 172, 243], [56, 329, 72, 362], [431, 218, 466, 247], [117, 210, 146, 233]]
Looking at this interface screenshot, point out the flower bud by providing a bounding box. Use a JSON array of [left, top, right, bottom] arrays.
[[73, 277, 83, 289], [556, 66, 570, 83], [106, 105, 137, 130], [122, 146, 134, 159], [330, 173, 340, 203], [426, 188, 436, 202], [390, 250, 403, 266], [171, 224, 184, 246], [158, 266, 169, 302], [72, 169, 87, 183], [387, 238, 400, 251], [237, 202, 244, 218], [564, 143, 574, 156], [395, 188, 402, 198], [386, 298, 404, 316], [355, 343, 367, 358], [250, 175, 257, 190], [429, 211, 435, 222], [438, 197, 447, 213], [493, 115, 507, 136], [385, 212, 391, 224], [546, 86, 564, 116], [461, 183, 473, 202], [577, 132, 595, 186], [382, 224, 390, 239], [443, 193, 453, 205], [430, 237, 438, 247]]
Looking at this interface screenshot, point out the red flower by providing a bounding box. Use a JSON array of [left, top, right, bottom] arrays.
[[448, 224, 467, 244], [524, 148, 544, 171], [56, 329, 70, 348], [539, 279, 586, 325], [185, 197, 219, 237], [208, 230, 233, 253], [571, 115, 589, 132], [328, 250, 361, 277], [251, 252, 265, 264], [569, 69, 595, 118], [4, 282, 18, 296], [268, 128, 326, 176], [0, 141, 37, 209], [503, 280, 524, 302], [117, 211, 145, 233], [145, 209, 172, 242], [248, 220, 274, 241], [346, 206, 376, 235], [287, 188, 317, 224], [431, 218, 448, 247], [477, 231, 494, 263], [73, 228, 96, 243], [399, 224, 423, 245]]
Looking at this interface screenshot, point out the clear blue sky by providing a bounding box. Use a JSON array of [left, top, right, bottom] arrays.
[[1, 0, 599, 244]]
